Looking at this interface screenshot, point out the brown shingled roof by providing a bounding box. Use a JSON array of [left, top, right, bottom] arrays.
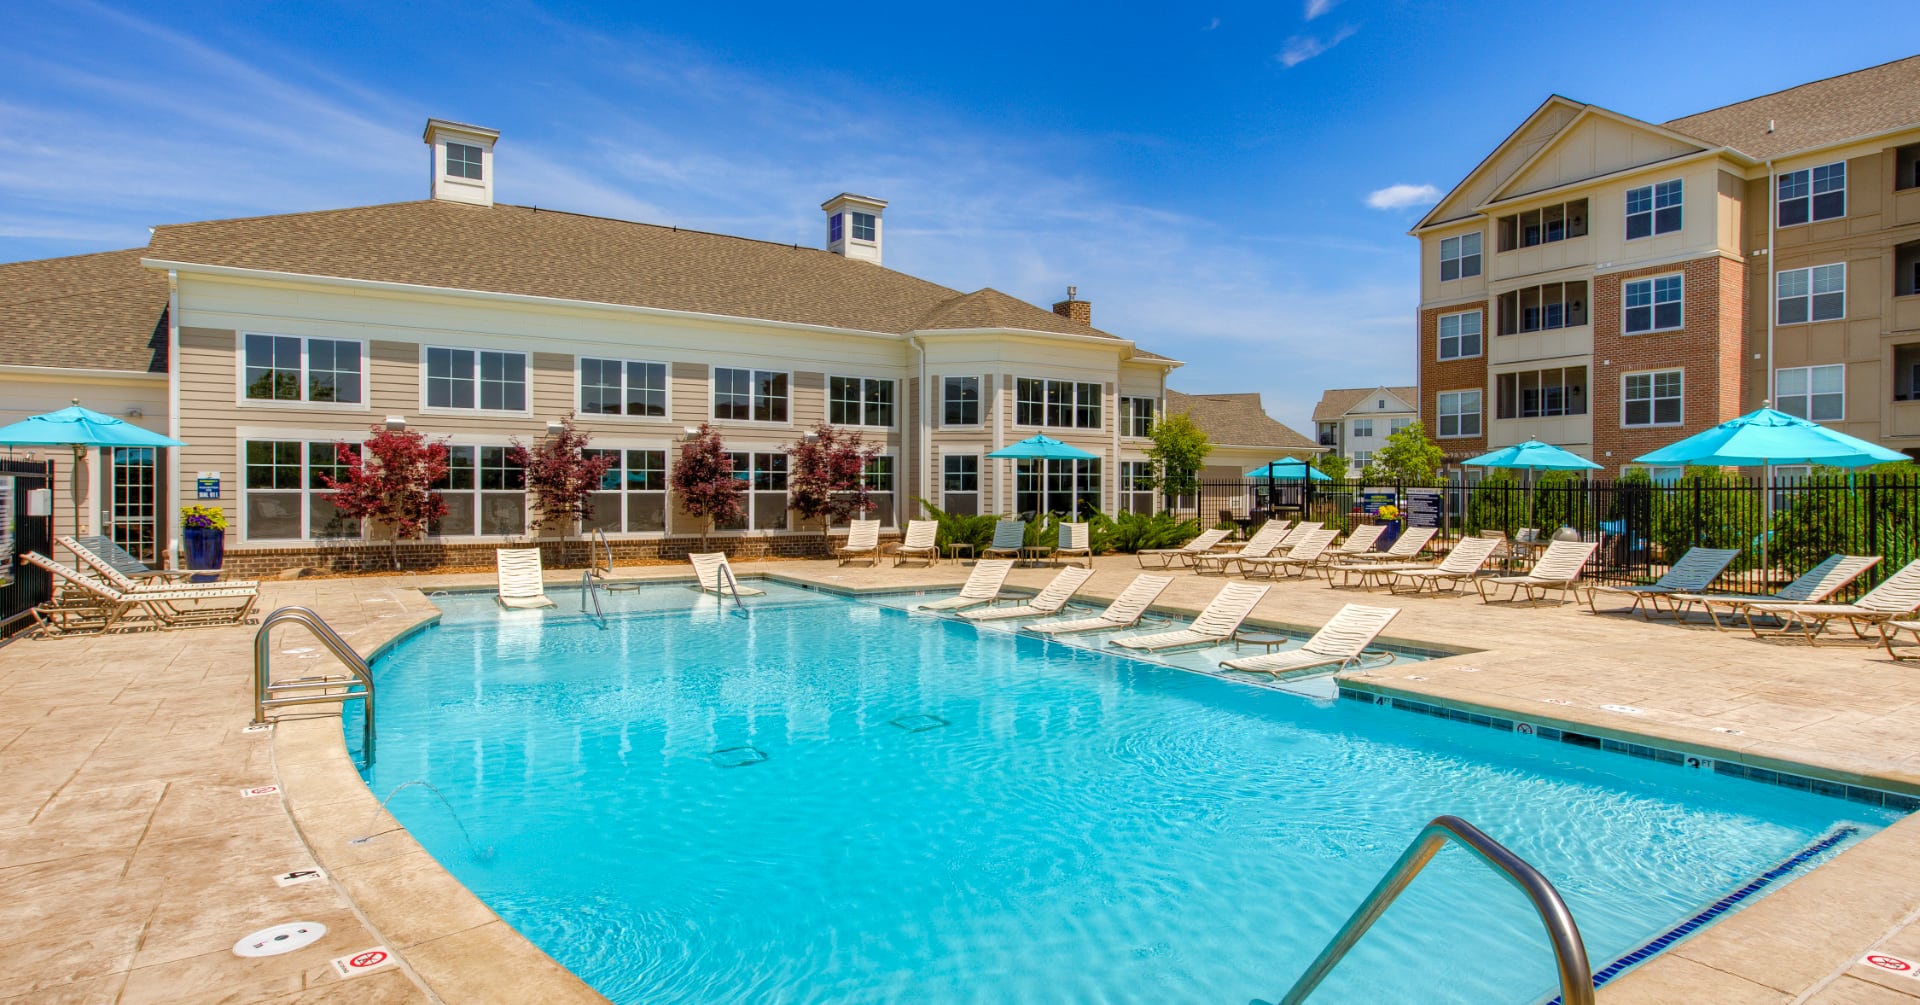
[[145, 200, 1122, 340], [0, 249, 168, 373], [1311, 386, 1417, 422], [1166, 390, 1318, 452], [1663, 55, 1920, 160]]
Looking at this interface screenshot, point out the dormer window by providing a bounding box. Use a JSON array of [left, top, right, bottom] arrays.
[[820, 193, 888, 264], [851, 212, 876, 242], [446, 142, 483, 181], [829, 213, 843, 243]]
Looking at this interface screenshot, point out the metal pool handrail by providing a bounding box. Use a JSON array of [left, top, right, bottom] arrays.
[[591, 527, 614, 578], [1270, 814, 1593, 1005], [580, 568, 605, 624], [715, 562, 747, 613], [252, 606, 375, 765]]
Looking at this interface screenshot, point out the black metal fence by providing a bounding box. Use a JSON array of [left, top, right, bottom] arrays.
[[1, 459, 55, 638], [1171, 472, 1919, 599]]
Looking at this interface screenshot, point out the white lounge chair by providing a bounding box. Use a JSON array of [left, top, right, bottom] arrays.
[[1109, 582, 1271, 652], [1137, 527, 1233, 568], [1327, 524, 1386, 558], [496, 548, 557, 609], [1026, 574, 1174, 635], [981, 520, 1026, 561], [1375, 536, 1502, 594], [25, 551, 259, 634], [1337, 526, 1439, 564], [1745, 558, 1920, 643], [961, 566, 1095, 621], [1581, 547, 1740, 618], [916, 559, 1015, 611], [1192, 520, 1295, 576], [59, 534, 249, 589], [835, 519, 882, 566], [1220, 604, 1402, 678], [687, 552, 765, 597], [1475, 540, 1599, 605], [1665, 554, 1881, 630], [1054, 522, 1093, 567], [1237, 528, 1341, 579], [895, 520, 939, 566], [1882, 619, 1920, 661]]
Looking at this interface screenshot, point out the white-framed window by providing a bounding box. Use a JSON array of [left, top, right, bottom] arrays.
[[1776, 364, 1844, 422], [1015, 378, 1101, 429], [861, 456, 895, 526], [1436, 390, 1482, 438], [1389, 417, 1412, 435], [1351, 450, 1372, 467], [1624, 274, 1684, 334], [1778, 163, 1845, 226], [1776, 264, 1846, 325], [243, 334, 365, 405], [1352, 419, 1374, 438], [425, 347, 527, 412], [723, 451, 788, 530], [582, 448, 669, 533], [242, 440, 363, 541], [1438, 310, 1482, 360], [579, 358, 668, 418], [1439, 232, 1481, 281], [445, 142, 483, 180], [1625, 465, 1684, 484], [829, 376, 895, 427], [943, 376, 981, 426], [1623, 369, 1684, 428], [1625, 179, 1682, 239], [1120, 396, 1156, 437], [850, 212, 876, 242], [1119, 460, 1155, 514], [942, 454, 980, 516], [829, 213, 844, 244], [713, 368, 789, 423], [430, 445, 527, 536], [1016, 458, 1101, 518]]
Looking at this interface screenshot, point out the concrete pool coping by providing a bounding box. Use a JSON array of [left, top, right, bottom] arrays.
[[6, 555, 1918, 1002]]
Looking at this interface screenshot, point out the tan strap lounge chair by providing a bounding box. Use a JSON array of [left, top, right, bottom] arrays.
[[1580, 547, 1740, 618], [1881, 619, 1920, 661], [916, 559, 1015, 611], [1109, 581, 1271, 652], [894, 520, 940, 566], [1745, 558, 1920, 643], [1025, 574, 1174, 635], [496, 548, 557, 609], [961, 566, 1096, 621], [981, 520, 1026, 561], [688, 552, 765, 597], [1237, 528, 1341, 579], [1327, 524, 1386, 558], [59, 534, 247, 589], [1137, 527, 1233, 568], [1665, 554, 1881, 630], [1055, 522, 1093, 567], [1220, 604, 1402, 678], [1376, 536, 1503, 594], [25, 551, 259, 634], [1192, 520, 1296, 576], [1339, 526, 1438, 564], [835, 519, 882, 566], [1475, 539, 1599, 605], [1326, 527, 1446, 588]]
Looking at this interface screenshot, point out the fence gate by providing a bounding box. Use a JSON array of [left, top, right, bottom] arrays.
[[0, 459, 55, 638]]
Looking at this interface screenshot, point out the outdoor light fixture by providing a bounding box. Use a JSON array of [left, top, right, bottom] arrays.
[[803, 431, 820, 443], [546, 419, 565, 435], [682, 426, 702, 440], [384, 416, 407, 431], [124, 406, 143, 419]]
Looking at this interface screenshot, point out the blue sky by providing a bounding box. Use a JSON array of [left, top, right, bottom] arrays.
[[2, 1, 1912, 430]]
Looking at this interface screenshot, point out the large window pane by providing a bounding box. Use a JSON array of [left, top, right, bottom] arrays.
[[244, 334, 302, 401]]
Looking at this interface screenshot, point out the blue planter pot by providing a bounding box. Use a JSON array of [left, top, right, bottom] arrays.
[[1377, 520, 1402, 548], [183, 526, 225, 583]]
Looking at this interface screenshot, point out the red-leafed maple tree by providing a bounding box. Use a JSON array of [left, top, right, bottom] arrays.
[[509, 412, 616, 539], [672, 423, 743, 550], [787, 423, 878, 544], [321, 425, 450, 569]]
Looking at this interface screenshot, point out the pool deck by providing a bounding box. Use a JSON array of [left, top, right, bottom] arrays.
[[3, 554, 1918, 1003]]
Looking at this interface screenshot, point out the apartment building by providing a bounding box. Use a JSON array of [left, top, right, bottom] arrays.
[[0, 120, 1180, 572], [1311, 386, 1417, 475], [1412, 56, 1920, 474]]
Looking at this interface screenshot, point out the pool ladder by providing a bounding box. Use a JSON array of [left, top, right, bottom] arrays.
[[252, 606, 375, 766], [715, 562, 748, 614], [579, 568, 606, 625], [1264, 815, 1594, 1005]]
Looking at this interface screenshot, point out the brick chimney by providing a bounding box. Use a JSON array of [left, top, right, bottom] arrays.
[[1052, 286, 1091, 326]]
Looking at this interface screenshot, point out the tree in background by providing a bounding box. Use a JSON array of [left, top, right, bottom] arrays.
[[1313, 451, 1349, 481], [787, 423, 880, 545], [672, 423, 743, 550], [1363, 420, 1444, 483], [321, 425, 450, 569], [1147, 412, 1212, 505], [509, 412, 615, 541]]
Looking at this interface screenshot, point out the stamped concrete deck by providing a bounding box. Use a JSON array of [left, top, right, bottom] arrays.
[[2, 554, 1917, 1003]]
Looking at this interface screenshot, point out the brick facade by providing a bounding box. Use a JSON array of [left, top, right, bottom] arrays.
[[1417, 301, 1490, 458], [215, 532, 858, 578], [1589, 255, 1748, 468]]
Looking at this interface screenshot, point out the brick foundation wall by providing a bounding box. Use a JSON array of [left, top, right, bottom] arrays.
[[215, 532, 868, 578], [1590, 255, 1748, 470], [1417, 301, 1490, 456]]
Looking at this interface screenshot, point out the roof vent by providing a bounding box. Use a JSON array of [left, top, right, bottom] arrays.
[[424, 119, 499, 207]]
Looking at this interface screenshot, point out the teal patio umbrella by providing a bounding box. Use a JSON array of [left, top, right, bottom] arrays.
[[1633, 405, 1908, 572], [987, 435, 1100, 516], [0, 402, 186, 536], [1462, 439, 1602, 536], [1244, 456, 1332, 481]]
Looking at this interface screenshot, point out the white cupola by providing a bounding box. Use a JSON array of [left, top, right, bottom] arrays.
[[424, 119, 500, 207], [821, 193, 886, 264]]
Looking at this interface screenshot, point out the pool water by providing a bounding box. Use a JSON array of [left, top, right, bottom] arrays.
[[355, 582, 1898, 1004]]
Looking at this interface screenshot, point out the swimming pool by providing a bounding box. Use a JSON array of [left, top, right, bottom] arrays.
[[356, 581, 1900, 1004]]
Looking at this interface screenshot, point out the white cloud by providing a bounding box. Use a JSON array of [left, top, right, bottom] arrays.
[[1365, 183, 1441, 210], [1277, 25, 1357, 67], [1304, 0, 1338, 20], [1204, 17, 1221, 30]]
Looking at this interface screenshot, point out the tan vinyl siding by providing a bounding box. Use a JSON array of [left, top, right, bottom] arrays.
[[792, 371, 825, 428], [671, 361, 708, 422]]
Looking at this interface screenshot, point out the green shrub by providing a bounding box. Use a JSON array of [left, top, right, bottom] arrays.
[[1465, 469, 1522, 536], [915, 498, 997, 551], [1650, 468, 1760, 570], [1769, 463, 1919, 579], [1093, 509, 1200, 553]]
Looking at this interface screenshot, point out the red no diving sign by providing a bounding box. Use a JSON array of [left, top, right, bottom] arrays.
[[1862, 954, 1919, 978], [330, 947, 395, 978]]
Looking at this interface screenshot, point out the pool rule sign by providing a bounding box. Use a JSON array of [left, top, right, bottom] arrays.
[[1404, 488, 1442, 529]]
